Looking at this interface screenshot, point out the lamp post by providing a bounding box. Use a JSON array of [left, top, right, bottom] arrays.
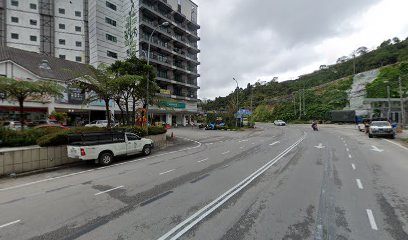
[[233, 77, 239, 127], [146, 21, 169, 133]]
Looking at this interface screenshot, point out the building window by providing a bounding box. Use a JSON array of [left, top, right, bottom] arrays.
[[11, 33, 19, 39], [11, 17, 19, 23], [75, 56, 82, 62], [59, 39, 66, 45], [75, 11, 81, 17], [75, 26, 81, 32], [106, 34, 117, 42], [30, 19, 37, 26], [30, 35, 37, 41], [58, 8, 65, 14], [59, 23, 65, 29], [10, 0, 18, 7], [107, 50, 118, 59], [59, 55, 66, 59], [30, 3, 37, 9], [76, 41, 82, 47], [106, 1, 117, 11], [105, 17, 116, 27]]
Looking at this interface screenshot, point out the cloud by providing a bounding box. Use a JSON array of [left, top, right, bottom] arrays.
[[194, 0, 408, 99]]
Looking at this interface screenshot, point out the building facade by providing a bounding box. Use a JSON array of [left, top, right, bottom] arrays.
[[0, 0, 200, 126]]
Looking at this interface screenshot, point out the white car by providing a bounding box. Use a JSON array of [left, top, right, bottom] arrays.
[[85, 120, 109, 128], [274, 120, 286, 126], [369, 121, 395, 139], [68, 132, 154, 165]]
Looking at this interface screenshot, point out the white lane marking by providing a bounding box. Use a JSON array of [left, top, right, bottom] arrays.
[[314, 143, 325, 149], [383, 139, 408, 151], [238, 140, 248, 143], [159, 169, 176, 175], [356, 179, 364, 189], [251, 142, 255, 145], [0, 137, 202, 192], [348, 154, 352, 159], [351, 163, 356, 170], [366, 209, 378, 230], [0, 220, 21, 228], [157, 135, 306, 240], [94, 186, 124, 196], [370, 145, 384, 152], [240, 146, 244, 149], [346, 148, 349, 152], [206, 143, 213, 145], [197, 158, 208, 163], [269, 141, 280, 146], [221, 151, 230, 155], [219, 141, 223, 143]]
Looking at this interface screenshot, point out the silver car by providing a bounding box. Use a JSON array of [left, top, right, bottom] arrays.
[[368, 121, 395, 139], [2, 121, 22, 130]]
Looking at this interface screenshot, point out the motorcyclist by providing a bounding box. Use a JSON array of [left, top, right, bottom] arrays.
[[311, 121, 318, 131]]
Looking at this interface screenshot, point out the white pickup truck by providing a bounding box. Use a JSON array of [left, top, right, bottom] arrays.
[[67, 131, 154, 165]]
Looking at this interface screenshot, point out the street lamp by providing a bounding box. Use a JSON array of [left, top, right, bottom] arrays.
[[146, 21, 169, 133], [233, 77, 239, 127]]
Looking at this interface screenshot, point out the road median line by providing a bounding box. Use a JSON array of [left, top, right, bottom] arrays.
[[157, 134, 306, 240]]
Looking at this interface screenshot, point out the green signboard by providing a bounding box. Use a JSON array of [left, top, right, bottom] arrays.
[[159, 101, 186, 109]]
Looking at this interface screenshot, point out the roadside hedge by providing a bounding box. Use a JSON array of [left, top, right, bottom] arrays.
[[0, 127, 60, 147]]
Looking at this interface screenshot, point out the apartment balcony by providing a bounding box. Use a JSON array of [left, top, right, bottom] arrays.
[[140, 2, 200, 40], [156, 92, 199, 102], [156, 76, 200, 89], [140, 19, 200, 53], [140, 33, 200, 65], [144, 53, 200, 77]]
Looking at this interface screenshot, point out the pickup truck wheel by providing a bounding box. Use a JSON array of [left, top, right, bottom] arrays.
[[390, 134, 395, 139], [142, 146, 151, 156], [99, 152, 113, 165], [368, 134, 373, 138]]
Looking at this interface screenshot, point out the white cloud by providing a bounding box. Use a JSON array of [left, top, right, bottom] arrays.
[[194, 0, 408, 99]]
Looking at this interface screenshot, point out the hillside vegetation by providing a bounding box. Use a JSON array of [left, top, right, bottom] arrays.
[[202, 37, 408, 122]]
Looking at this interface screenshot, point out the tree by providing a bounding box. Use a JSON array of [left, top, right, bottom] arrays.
[[392, 37, 401, 44], [50, 111, 67, 124], [71, 65, 116, 128], [355, 46, 368, 56], [109, 57, 159, 124], [336, 56, 349, 64], [0, 77, 63, 129]]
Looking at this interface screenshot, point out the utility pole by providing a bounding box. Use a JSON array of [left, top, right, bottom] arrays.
[[399, 76, 405, 128], [250, 85, 253, 112], [299, 91, 302, 119], [293, 93, 296, 115], [302, 88, 306, 116], [387, 85, 391, 120]]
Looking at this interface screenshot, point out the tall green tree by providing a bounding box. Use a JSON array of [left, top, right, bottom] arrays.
[[0, 78, 63, 129], [71, 65, 116, 128], [109, 57, 159, 124]]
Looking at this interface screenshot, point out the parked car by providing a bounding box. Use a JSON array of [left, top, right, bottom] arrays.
[[368, 121, 395, 139], [85, 120, 109, 128], [2, 121, 23, 130], [67, 131, 154, 165], [274, 120, 286, 126], [30, 119, 59, 126], [34, 124, 69, 130]]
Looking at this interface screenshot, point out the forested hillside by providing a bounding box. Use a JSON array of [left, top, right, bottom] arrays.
[[201, 36, 408, 122]]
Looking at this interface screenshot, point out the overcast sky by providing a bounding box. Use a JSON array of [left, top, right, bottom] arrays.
[[194, 0, 408, 99]]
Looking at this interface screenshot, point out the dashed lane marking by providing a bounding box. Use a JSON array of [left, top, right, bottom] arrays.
[[159, 169, 176, 175], [95, 186, 124, 196], [366, 209, 378, 230], [0, 220, 21, 228]]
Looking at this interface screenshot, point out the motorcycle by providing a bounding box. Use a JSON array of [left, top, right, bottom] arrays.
[[312, 123, 318, 131]]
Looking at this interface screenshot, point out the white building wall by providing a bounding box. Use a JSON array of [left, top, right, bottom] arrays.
[[6, 1, 41, 53], [54, 0, 86, 63]]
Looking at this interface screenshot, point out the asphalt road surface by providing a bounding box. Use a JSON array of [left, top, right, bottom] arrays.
[[1, 123, 408, 240]]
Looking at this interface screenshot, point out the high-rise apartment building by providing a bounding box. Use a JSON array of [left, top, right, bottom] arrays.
[[0, 0, 200, 126]]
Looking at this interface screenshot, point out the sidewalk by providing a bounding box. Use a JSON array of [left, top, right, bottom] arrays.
[[396, 129, 408, 140]]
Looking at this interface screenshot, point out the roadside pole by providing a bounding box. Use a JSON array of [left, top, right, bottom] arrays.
[[399, 76, 405, 128], [387, 85, 391, 120]]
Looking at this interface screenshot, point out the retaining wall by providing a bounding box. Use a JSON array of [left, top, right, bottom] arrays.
[[0, 133, 167, 177]]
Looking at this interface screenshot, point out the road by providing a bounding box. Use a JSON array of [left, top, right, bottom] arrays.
[[0, 123, 408, 240]]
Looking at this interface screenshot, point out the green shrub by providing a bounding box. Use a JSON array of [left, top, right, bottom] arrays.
[[115, 126, 148, 137], [147, 126, 167, 135], [0, 127, 60, 147]]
